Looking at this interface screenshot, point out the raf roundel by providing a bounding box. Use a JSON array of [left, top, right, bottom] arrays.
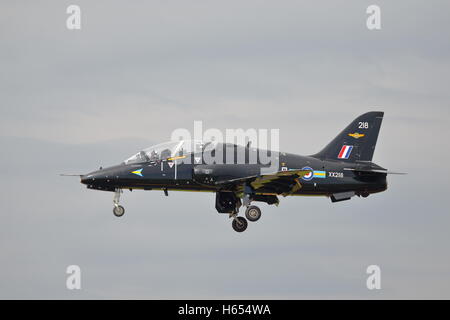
[[301, 166, 314, 181]]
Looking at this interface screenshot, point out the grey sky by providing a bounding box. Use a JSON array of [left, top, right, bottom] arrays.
[[1, 1, 449, 299]]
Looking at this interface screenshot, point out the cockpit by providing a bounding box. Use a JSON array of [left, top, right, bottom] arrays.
[[123, 140, 217, 164]]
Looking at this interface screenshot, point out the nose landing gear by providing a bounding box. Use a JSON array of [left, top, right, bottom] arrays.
[[113, 188, 125, 217], [113, 205, 125, 217]]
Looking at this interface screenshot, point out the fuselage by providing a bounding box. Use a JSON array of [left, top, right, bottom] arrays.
[[81, 150, 387, 198], [76, 111, 392, 232]]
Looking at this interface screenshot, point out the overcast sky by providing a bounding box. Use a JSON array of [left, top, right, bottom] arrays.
[[1, 1, 450, 299]]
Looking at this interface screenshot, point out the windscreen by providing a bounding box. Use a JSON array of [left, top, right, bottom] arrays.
[[124, 141, 182, 164]]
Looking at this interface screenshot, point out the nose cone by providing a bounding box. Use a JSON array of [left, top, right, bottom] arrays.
[[80, 174, 91, 185], [80, 170, 107, 185], [81, 172, 101, 185], [80, 164, 126, 190], [80, 170, 111, 191]]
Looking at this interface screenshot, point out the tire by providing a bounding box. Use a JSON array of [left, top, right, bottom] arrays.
[[232, 217, 248, 232], [245, 205, 261, 222], [113, 205, 125, 217]]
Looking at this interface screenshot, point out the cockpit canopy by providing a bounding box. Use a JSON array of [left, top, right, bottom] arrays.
[[123, 140, 217, 164]]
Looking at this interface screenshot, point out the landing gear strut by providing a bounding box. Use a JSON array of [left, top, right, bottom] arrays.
[[113, 188, 125, 217]]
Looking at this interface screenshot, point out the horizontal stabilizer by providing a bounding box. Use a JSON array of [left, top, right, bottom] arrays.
[[343, 168, 407, 175], [343, 160, 406, 175]]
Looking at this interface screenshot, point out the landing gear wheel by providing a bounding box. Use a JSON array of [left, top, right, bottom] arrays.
[[113, 205, 125, 217], [245, 205, 261, 222], [232, 217, 248, 232]]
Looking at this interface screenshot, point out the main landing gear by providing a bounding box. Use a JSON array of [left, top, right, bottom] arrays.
[[230, 205, 261, 232], [215, 191, 265, 233], [245, 205, 262, 222], [112, 188, 125, 217], [231, 215, 248, 232]]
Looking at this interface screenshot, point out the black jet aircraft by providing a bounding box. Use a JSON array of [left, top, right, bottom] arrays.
[[66, 111, 402, 232]]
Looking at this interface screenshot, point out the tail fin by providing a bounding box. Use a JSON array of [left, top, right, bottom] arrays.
[[312, 111, 384, 162]]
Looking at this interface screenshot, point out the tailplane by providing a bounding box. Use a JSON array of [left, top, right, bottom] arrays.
[[312, 111, 384, 162]]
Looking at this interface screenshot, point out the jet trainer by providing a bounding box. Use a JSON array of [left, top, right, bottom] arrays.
[[67, 112, 401, 232]]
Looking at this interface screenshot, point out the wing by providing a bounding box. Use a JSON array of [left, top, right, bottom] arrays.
[[215, 169, 312, 197]]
